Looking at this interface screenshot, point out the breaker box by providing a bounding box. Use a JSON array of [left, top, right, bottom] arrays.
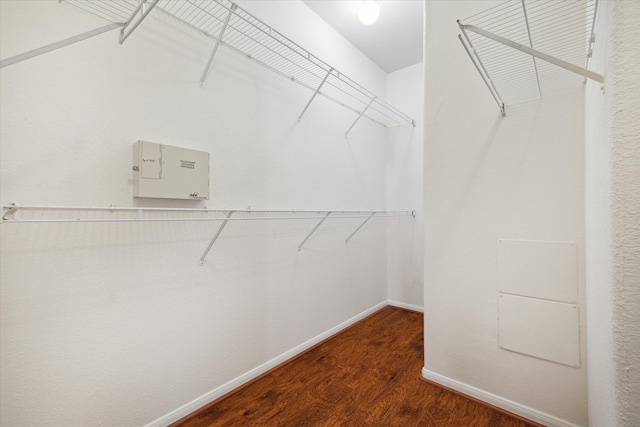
[[133, 140, 209, 200]]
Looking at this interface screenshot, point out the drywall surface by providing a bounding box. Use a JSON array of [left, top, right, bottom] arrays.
[[423, 1, 586, 425], [0, 1, 416, 426], [584, 1, 615, 425], [585, 1, 640, 426], [237, 1, 425, 312], [387, 62, 424, 308], [608, 3, 640, 423]]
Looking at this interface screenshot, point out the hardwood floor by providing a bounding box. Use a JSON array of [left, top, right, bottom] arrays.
[[172, 306, 541, 427]]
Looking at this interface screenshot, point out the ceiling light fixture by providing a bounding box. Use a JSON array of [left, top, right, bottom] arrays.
[[358, 0, 380, 26]]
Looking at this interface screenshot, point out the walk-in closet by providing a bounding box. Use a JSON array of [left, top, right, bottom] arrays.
[[1, 1, 638, 426]]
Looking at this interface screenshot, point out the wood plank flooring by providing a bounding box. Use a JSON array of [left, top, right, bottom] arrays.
[[172, 306, 541, 426]]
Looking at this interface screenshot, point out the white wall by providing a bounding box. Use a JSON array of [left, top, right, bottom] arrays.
[[230, 1, 425, 312], [584, 1, 615, 424], [423, 2, 587, 425], [585, 1, 640, 426], [0, 1, 418, 426], [387, 62, 424, 309]]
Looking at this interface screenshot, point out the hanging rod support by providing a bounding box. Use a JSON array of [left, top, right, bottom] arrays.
[[462, 24, 605, 84], [345, 97, 376, 138], [298, 68, 333, 121], [200, 4, 237, 87], [200, 210, 234, 265], [298, 211, 331, 251], [0, 23, 124, 69], [120, 0, 160, 44], [345, 212, 376, 244]]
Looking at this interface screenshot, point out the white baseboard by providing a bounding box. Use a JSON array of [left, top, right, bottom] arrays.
[[387, 299, 424, 313], [144, 301, 389, 427], [422, 368, 584, 427]]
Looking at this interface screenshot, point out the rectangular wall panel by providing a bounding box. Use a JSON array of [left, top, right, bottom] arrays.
[[498, 293, 580, 368], [497, 239, 578, 303]]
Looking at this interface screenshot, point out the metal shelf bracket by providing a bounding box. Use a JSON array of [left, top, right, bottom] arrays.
[[1, 203, 20, 222], [200, 210, 234, 264], [0, 23, 124, 69], [457, 24, 506, 117], [200, 4, 237, 87], [119, 0, 160, 45], [345, 212, 376, 244], [345, 97, 376, 138], [298, 68, 333, 121], [298, 211, 331, 251], [520, 0, 542, 98]]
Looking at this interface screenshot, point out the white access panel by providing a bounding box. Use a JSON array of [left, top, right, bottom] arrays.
[[133, 141, 209, 200], [497, 239, 578, 303], [498, 293, 580, 368]]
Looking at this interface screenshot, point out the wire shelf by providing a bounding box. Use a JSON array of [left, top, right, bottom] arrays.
[[2, 204, 415, 263], [1, 204, 414, 224], [458, 0, 599, 112], [62, 0, 415, 132]]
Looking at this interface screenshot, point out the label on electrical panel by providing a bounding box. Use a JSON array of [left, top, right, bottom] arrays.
[[180, 160, 196, 169]]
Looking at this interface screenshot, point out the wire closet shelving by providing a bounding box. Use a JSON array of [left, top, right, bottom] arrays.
[[457, 0, 602, 116], [52, 0, 416, 136], [1, 204, 415, 264]]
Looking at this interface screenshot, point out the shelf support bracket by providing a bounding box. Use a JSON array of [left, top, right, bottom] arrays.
[[585, 0, 600, 80], [200, 210, 234, 264], [120, 0, 160, 45], [462, 24, 604, 84], [298, 68, 333, 121], [345, 97, 376, 138], [457, 21, 505, 117], [521, 0, 542, 98], [0, 23, 124, 69], [200, 4, 237, 87], [298, 211, 331, 251], [345, 212, 375, 244]]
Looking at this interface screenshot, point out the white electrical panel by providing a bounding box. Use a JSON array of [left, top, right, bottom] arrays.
[[133, 140, 209, 200]]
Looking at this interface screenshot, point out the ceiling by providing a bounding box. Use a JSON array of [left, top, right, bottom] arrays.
[[301, 1, 424, 74]]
